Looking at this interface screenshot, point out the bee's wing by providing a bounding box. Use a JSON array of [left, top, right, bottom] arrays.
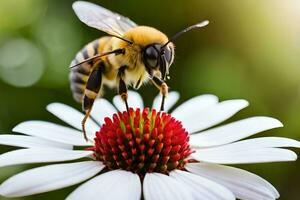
[[73, 1, 137, 37]]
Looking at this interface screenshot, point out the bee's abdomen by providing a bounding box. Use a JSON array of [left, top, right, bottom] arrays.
[[69, 39, 101, 103]]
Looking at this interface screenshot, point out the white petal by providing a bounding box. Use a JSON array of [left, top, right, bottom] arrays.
[[90, 98, 117, 125], [0, 134, 72, 149], [113, 90, 144, 111], [46, 103, 99, 138], [190, 117, 283, 148], [171, 94, 219, 120], [13, 121, 92, 146], [180, 99, 249, 133], [0, 149, 93, 168], [186, 163, 279, 200], [193, 147, 297, 164], [143, 173, 193, 200], [0, 161, 104, 197], [170, 170, 235, 200], [197, 137, 300, 151], [67, 170, 141, 200], [152, 91, 180, 113]]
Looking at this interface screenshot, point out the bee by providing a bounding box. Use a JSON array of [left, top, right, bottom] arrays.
[[70, 1, 209, 141]]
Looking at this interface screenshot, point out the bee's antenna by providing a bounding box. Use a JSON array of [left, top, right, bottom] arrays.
[[70, 48, 125, 68], [162, 20, 209, 48]]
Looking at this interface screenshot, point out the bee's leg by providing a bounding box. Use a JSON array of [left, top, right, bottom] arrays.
[[151, 76, 168, 111], [118, 67, 129, 112], [82, 67, 102, 141]]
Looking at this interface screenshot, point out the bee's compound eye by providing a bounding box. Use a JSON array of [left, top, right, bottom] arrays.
[[144, 46, 159, 68], [164, 46, 173, 63]]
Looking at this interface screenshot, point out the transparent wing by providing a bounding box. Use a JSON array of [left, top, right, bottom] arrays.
[[73, 1, 138, 37]]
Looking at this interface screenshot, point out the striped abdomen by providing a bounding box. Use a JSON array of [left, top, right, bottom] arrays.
[[69, 38, 105, 103]]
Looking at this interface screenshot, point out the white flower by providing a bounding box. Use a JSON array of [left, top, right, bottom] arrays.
[[0, 91, 299, 200]]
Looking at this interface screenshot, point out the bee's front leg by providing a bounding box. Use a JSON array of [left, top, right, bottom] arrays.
[[151, 76, 168, 111], [118, 66, 129, 112], [82, 66, 103, 141]]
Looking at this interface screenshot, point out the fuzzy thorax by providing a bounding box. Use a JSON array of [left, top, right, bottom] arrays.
[[108, 26, 171, 87]]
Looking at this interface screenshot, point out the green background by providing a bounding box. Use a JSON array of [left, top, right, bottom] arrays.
[[0, 0, 300, 199]]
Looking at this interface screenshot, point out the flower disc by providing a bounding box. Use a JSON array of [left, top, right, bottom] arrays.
[[93, 108, 193, 175]]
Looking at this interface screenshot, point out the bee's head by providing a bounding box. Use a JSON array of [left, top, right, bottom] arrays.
[[141, 20, 209, 80], [143, 43, 174, 80], [119, 21, 208, 80]]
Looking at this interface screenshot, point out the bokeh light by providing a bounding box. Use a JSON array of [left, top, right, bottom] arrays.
[[0, 38, 45, 87], [0, 0, 46, 31], [34, 16, 82, 87]]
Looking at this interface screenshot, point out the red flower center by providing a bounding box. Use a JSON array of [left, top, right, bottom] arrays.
[[92, 108, 193, 175]]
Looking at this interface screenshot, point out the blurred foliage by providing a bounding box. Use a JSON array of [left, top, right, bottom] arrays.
[[0, 0, 300, 199]]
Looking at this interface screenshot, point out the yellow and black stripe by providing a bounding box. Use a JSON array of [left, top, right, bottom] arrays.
[[69, 39, 101, 103], [83, 66, 103, 111]]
